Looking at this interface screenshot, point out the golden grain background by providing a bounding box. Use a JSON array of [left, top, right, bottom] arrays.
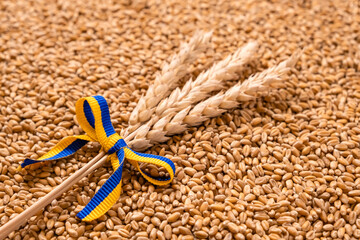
[[1, 0, 360, 239]]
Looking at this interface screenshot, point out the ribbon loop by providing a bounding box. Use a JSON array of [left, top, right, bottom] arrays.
[[19, 95, 175, 221]]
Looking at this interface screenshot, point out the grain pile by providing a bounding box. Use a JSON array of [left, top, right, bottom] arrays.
[[1, 0, 360, 239]]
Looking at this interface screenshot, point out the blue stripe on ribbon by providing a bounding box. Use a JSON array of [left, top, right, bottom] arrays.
[[135, 151, 176, 174], [21, 159, 42, 168], [117, 147, 125, 163], [107, 139, 127, 155], [142, 169, 171, 181], [84, 101, 95, 128], [77, 148, 125, 220], [94, 96, 116, 137], [21, 139, 89, 168], [46, 139, 89, 160], [134, 151, 175, 181]]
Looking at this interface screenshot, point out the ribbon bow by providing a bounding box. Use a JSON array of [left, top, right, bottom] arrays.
[[19, 96, 175, 221]]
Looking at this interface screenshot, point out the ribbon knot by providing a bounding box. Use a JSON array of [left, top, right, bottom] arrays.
[[101, 133, 125, 153], [19, 96, 175, 221]]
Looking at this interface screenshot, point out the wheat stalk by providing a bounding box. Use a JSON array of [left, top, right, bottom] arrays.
[[127, 51, 301, 151], [125, 31, 212, 136]]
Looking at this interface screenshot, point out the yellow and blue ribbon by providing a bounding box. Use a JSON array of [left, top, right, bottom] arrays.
[[19, 96, 175, 221]]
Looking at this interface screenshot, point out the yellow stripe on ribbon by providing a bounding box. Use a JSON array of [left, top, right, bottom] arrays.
[[19, 96, 176, 221]]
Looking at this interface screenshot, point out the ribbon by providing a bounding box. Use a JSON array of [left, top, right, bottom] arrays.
[[19, 96, 175, 221]]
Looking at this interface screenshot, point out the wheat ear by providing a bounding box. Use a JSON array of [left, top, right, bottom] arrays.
[[125, 42, 258, 146], [125, 31, 212, 136], [183, 51, 301, 126], [155, 41, 259, 117], [128, 51, 301, 151]]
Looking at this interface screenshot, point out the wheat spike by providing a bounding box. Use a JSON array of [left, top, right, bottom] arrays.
[[127, 51, 301, 151], [155, 41, 258, 117], [124, 31, 212, 136], [127, 42, 258, 140], [183, 51, 301, 126], [125, 42, 259, 149]]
